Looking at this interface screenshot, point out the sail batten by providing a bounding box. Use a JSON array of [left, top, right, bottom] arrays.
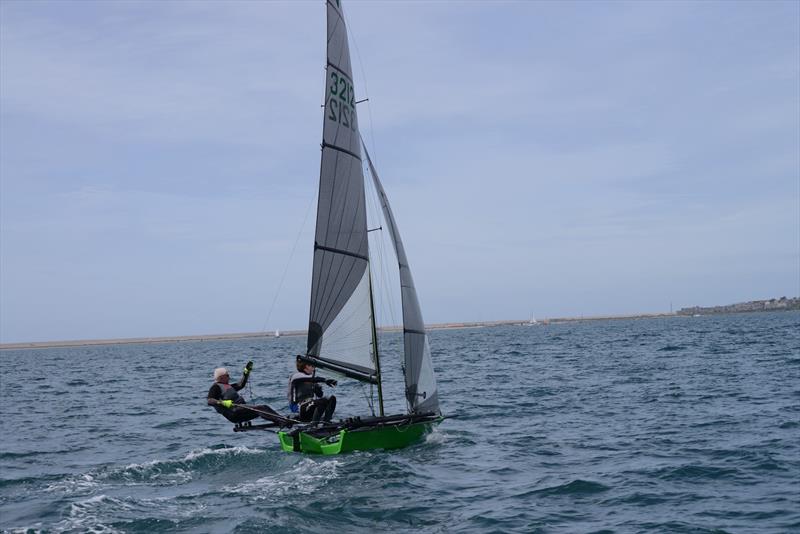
[[314, 243, 369, 261], [326, 62, 354, 82], [322, 142, 362, 161]]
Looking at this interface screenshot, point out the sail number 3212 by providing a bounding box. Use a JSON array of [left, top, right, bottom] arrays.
[[328, 72, 356, 131]]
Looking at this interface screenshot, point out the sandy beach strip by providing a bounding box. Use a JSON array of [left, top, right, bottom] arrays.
[[0, 313, 682, 350]]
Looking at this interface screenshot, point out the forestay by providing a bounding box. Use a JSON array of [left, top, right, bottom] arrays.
[[363, 147, 440, 414], [305, 0, 376, 384]]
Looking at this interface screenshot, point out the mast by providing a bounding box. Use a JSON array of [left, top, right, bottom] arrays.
[[367, 265, 385, 416]]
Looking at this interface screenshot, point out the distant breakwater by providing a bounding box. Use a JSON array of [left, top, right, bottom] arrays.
[[2, 301, 797, 350]]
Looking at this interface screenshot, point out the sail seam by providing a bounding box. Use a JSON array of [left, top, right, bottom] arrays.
[[311, 199, 332, 325], [319, 0, 356, 327], [322, 272, 371, 343], [326, 0, 342, 16], [318, 164, 367, 328], [317, 255, 359, 327], [314, 140, 343, 324], [327, 16, 341, 46], [326, 61, 353, 83], [319, 154, 355, 326]]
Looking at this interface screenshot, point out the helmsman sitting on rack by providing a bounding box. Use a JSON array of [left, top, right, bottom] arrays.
[[208, 361, 280, 424], [288, 356, 338, 424]]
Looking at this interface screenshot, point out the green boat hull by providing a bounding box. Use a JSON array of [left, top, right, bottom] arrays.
[[278, 416, 440, 455]]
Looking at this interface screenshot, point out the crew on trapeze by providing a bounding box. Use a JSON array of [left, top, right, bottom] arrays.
[[288, 356, 338, 424], [207, 361, 280, 424]]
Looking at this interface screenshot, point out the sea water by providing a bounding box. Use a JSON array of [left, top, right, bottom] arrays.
[[1, 311, 798, 533]]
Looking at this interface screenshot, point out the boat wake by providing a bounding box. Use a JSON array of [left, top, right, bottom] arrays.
[[53, 493, 207, 534], [223, 457, 342, 500], [43, 445, 266, 496]]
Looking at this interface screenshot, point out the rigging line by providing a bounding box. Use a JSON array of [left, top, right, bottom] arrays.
[[343, 11, 391, 333], [363, 170, 388, 326], [373, 188, 400, 331], [372, 187, 398, 326], [374, 189, 399, 332], [359, 381, 375, 416], [364, 171, 386, 334], [373, 205, 393, 338], [365, 162, 399, 331], [342, 5, 378, 165], [340, 155, 369, 264], [261, 187, 317, 333]]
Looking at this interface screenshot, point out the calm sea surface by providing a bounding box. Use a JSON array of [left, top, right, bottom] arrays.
[[1, 311, 798, 533]]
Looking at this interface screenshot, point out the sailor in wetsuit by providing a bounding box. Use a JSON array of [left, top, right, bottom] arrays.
[[207, 361, 279, 424], [287, 357, 337, 424]]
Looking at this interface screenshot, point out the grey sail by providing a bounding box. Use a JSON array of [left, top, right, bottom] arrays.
[[363, 145, 440, 414], [305, 0, 376, 384]]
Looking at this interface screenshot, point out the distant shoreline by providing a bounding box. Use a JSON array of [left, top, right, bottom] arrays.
[[2, 306, 797, 350]]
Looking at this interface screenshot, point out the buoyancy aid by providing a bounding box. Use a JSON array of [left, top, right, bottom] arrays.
[[212, 382, 245, 414], [287, 372, 322, 413]]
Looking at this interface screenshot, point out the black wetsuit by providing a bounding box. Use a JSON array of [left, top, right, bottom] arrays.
[[288, 372, 337, 423], [208, 377, 278, 424]]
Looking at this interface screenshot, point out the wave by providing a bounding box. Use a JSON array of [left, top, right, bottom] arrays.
[[109, 445, 265, 483], [524, 479, 610, 497], [0, 447, 87, 460], [223, 457, 342, 501], [632, 520, 734, 533], [152, 417, 202, 430], [653, 464, 741, 481], [41, 445, 266, 495], [423, 426, 450, 447], [44, 493, 209, 534], [0, 473, 63, 490], [657, 345, 686, 352]]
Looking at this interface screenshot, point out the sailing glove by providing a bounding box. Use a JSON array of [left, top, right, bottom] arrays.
[[326, 379, 338, 387], [243, 361, 254, 375], [220, 399, 234, 409]]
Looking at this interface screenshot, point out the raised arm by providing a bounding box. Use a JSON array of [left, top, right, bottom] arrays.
[[233, 361, 254, 390]]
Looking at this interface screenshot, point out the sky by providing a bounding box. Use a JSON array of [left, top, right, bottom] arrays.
[[1, 0, 798, 343]]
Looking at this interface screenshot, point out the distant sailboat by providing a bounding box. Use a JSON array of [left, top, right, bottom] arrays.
[[274, 329, 280, 338], [528, 313, 537, 326]]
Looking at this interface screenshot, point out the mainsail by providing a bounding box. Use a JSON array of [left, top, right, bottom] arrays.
[[364, 147, 440, 414], [305, 0, 376, 384]]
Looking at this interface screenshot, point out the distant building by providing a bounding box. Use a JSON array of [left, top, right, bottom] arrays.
[[677, 297, 800, 316]]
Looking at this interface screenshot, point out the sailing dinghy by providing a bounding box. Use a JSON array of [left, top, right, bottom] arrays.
[[238, 0, 443, 454]]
